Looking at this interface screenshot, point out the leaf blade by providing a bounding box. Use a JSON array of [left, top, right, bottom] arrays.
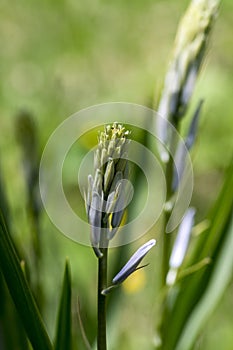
[[54, 259, 72, 350], [0, 212, 53, 350], [175, 212, 233, 350]]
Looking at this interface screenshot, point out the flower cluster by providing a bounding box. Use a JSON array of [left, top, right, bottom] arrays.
[[156, 0, 219, 162], [85, 122, 131, 256]]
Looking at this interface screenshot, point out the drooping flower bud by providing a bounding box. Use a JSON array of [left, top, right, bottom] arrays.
[[112, 239, 156, 285], [166, 208, 195, 286]]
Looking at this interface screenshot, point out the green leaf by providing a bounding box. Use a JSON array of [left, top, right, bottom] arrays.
[[54, 259, 72, 350], [159, 158, 233, 350], [0, 162, 10, 229], [190, 157, 233, 263], [0, 212, 53, 350], [0, 271, 29, 350], [175, 212, 233, 350]]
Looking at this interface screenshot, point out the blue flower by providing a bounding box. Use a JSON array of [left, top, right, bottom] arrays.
[[112, 239, 156, 285], [166, 208, 195, 285]]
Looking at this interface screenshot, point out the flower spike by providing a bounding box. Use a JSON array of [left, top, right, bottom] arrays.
[[85, 122, 131, 257]]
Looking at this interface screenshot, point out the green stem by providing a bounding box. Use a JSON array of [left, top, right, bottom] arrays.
[[156, 120, 180, 349], [161, 211, 173, 286], [162, 119, 180, 287], [97, 247, 108, 350]]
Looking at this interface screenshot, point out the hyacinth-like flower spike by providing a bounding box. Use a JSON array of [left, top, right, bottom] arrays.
[[185, 99, 203, 150], [85, 122, 131, 257], [156, 0, 219, 161], [172, 99, 203, 191], [166, 208, 196, 286]]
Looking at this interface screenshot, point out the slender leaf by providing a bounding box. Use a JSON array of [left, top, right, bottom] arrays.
[[190, 157, 233, 263], [175, 211, 233, 350], [159, 158, 233, 350], [54, 259, 72, 350], [0, 161, 10, 229], [0, 271, 30, 350], [0, 212, 53, 350]]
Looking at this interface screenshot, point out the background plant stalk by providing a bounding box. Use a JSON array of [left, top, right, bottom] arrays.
[[161, 120, 180, 287]]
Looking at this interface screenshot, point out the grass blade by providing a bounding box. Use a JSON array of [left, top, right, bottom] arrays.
[[175, 211, 233, 350], [0, 212, 53, 350], [159, 158, 233, 350], [54, 259, 72, 350]]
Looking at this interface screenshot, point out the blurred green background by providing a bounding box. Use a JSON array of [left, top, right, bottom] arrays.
[[0, 0, 233, 349]]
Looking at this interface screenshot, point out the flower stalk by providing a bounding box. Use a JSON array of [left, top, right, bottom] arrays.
[[154, 1, 220, 348], [157, 0, 219, 289], [85, 122, 131, 350], [97, 246, 108, 350]]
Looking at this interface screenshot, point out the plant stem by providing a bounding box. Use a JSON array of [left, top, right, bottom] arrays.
[[155, 121, 180, 349], [97, 246, 108, 350], [161, 119, 179, 287], [161, 212, 173, 287]]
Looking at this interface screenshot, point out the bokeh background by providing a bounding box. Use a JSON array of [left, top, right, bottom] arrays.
[[0, 0, 233, 349]]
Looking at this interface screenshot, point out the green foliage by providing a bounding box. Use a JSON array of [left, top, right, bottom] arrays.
[[176, 211, 233, 350], [0, 212, 53, 350], [158, 160, 233, 350], [0, 0, 232, 349], [54, 259, 72, 350]]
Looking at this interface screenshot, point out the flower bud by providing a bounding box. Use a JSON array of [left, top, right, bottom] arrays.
[[112, 239, 156, 285]]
